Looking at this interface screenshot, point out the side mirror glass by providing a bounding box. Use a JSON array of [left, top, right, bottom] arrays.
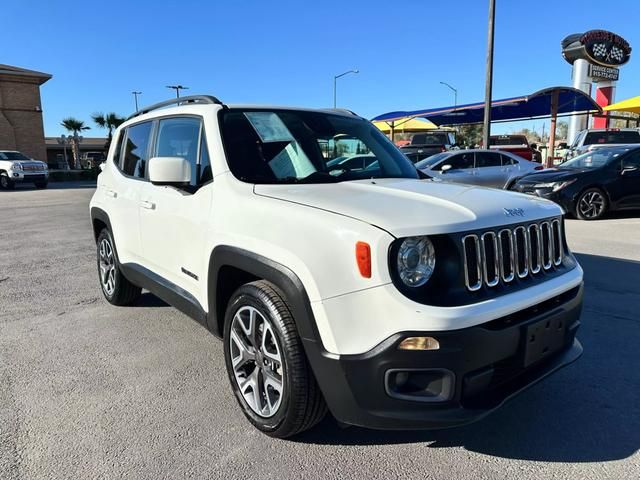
[[441, 164, 452, 173], [148, 156, 191, 186]]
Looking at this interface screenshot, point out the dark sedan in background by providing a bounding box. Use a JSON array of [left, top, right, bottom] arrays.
[[512, 145, 640, 220]]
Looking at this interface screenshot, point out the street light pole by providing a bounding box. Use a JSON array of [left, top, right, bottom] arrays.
[[333, 69, 359, 108], [132, 91, 142, 112], [439, 81, 458, 109], [482, 0, 496, 148], [166, 85, 189, 99]]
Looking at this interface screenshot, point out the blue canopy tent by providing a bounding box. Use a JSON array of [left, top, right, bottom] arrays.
[[372, 86, 602, 166]]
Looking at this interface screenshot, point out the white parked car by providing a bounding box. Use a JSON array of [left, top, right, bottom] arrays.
[[0, 151, 49, 190], [90, 96, 583, 438], [415, 149, 544, 189]]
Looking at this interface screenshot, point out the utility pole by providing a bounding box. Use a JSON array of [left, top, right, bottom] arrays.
[[166, 85, 189, 99], [482, 0, 496, 148], [132, 91, 142, 112], [333, 70, 359, 108]]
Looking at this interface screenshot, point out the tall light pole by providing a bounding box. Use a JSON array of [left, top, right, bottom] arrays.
[[482, 0, 496, 148], [333, 69, 359, 108], [132, 91, 142, 112], [439, 81, 458, 109], [166, 85, 189, 99]]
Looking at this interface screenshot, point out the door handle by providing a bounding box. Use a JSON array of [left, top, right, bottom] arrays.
[[105, 189, 117, 198], [140, 200, 156, 210]]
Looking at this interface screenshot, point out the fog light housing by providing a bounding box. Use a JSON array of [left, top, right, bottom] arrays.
[[385, 369, 454, 402], [398, 336, 440, 351]]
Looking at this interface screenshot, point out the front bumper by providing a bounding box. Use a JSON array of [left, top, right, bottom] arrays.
[[304, 283, 583, 430], [10, 171, 48, 183]]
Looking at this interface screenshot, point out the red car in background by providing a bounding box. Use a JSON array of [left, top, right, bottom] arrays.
[[489, 135, 542, 162]]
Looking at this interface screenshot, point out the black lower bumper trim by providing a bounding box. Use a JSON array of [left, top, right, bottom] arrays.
[[303, 284, 583, 430]]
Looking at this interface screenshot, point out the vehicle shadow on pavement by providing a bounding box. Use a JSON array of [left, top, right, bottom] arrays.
[[133, 292, 170, 308], [294, 253, 640, 463], [0, 181, 97, 192]]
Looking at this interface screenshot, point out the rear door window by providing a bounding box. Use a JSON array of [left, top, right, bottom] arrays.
[[475, 152, 502, 168], [442, 152, 474, 170], [501, 154, 517, 166], [121, 122, 153, 179]]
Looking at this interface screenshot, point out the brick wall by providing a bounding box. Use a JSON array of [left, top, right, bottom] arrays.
[[0, 75, 48, 161]]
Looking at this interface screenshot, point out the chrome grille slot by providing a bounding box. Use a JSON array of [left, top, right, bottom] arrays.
[[540, 221, 553, 269], [551, 219, 563, 265], [481, 232, 500, 287], [513, 226, 529, 278], [528, 224, 541, 274], [462, 235, 482, 291], [460, 218, 565, 291], [498, 229, 515, 283]]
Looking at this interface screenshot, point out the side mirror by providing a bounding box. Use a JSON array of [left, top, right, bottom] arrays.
[[148, 156, 191, 186], [441, 164, 452, 173]]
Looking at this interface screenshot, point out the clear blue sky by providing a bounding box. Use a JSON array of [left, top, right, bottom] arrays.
[[5, 0, 640, 137]]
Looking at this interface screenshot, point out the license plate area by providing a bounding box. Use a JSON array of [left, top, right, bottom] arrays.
[[522, 315, 566, 367]]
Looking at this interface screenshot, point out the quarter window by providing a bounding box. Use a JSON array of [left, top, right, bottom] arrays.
[[122, 122, 152, 178]]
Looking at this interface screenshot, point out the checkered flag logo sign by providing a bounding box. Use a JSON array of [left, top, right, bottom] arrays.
[[610, 46, 624, 62], [592, 43, 608, 58]]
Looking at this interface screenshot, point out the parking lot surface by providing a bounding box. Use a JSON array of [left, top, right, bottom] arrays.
[[1, 184, 639, 479]]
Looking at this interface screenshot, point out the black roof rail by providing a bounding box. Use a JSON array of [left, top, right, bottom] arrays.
[[127, 95, 224, 120]]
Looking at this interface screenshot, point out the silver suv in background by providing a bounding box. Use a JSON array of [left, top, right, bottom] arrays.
[[566, 128, 640, 160]]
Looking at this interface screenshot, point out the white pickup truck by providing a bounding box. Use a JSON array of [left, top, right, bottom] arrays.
[[0, 151, 49, 190], [566, 128, 640, 160]]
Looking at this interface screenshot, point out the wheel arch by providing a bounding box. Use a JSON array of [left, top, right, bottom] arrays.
[[207, 246, 319, 345], [90, 207, 113, 243]]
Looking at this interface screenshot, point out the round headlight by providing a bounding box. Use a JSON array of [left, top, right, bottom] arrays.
[[397, 236, 436, 287]]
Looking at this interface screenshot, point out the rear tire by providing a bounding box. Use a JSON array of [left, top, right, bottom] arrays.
[[96, 229, 141, 305], [0, 172, 15, 190], [223, 280, 327, 438], [575, 187, 608, 220]]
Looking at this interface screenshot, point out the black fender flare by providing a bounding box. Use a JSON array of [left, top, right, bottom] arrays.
[[90, 207, 113, 242], [206, 245, 321, 346]]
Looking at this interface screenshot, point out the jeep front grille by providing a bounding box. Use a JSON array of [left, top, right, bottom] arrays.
[[462, 218, 563, 291]]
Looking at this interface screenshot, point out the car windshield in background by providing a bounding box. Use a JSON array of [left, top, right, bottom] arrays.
[[490, 136, 527, 146], [0, 152, 30, 160], [560, 147, 629, 169], [220, 109, 419, 184], [415, 152, 450, 169], [410, 133, 450, 145], [583, 131, 640, 145]]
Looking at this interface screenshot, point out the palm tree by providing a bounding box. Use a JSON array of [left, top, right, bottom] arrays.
[[60, 117, 90, 169], [91, 112, 125, 156]]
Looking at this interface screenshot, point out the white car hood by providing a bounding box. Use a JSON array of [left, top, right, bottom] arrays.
[[254, 178, 562, 237]]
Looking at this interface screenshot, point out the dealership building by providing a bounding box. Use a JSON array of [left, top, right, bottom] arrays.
[[0, 64, 51, 162]]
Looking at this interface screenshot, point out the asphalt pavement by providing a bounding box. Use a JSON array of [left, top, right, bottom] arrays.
[[0, 183, 638, 479]]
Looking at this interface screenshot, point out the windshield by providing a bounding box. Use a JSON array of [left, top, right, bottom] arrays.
[[0, 151, 30, 160], [415, 152, 450, 169], [220, 109, 419, 184], [583, 130, 640, 145], [410, 132, 452, 146], [561, 147, 628, 169], [490, 135, 527, 146]]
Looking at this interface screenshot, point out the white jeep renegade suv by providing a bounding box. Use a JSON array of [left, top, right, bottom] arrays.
[[90, 96, 583, 438]]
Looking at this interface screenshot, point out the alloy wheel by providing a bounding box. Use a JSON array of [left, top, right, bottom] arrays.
[[98, 238, 116, 296], [229, 306, 284, 418], [578, 191, 605, 219]]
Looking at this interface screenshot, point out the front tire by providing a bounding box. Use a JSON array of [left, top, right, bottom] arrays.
[[96, 229, 141, 305], [575, 188, 608, 220], [223, 280, 326, 438], [0, 172, 15, 190]]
